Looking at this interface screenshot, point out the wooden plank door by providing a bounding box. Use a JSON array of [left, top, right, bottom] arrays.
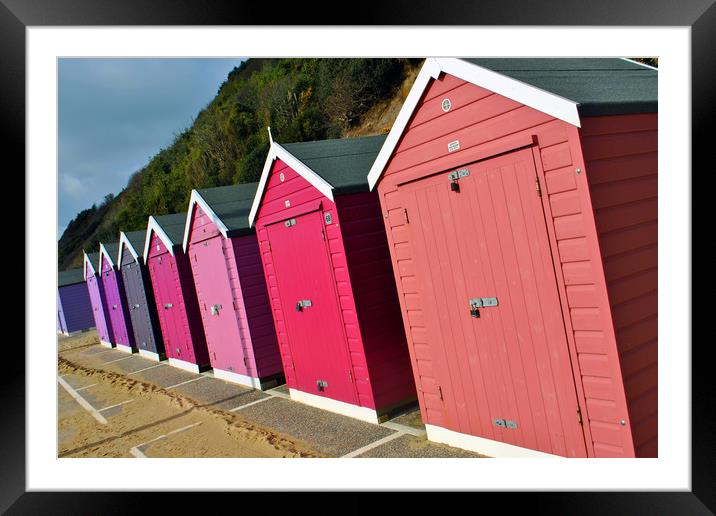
[[123, 263, 155, 352], [191, 238, 248, 375], [400, 147, 587, 457], [266, 210, 356, 404]]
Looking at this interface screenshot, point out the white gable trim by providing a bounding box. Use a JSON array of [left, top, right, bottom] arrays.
[[118, 231, 141, 266], [367, 57, 581, 190], [248, 140, 335, 227], [98, 242, 116, 271], [181, 189, 230, 252], [83, 252, 97, 280], [143, 215, 176, 262]]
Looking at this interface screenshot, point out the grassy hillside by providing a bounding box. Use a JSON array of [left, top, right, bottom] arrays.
[[58, 58, 422, 269]]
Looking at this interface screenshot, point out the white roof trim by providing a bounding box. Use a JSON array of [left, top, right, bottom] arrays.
[[83, 252, 97, 280], [182, 189, 230, 252], [118, 231, 141, 266], [367, 57, 581, 190], [248, 140, 335, 227], [98, 242, 116, 270], [143, 215, 177, 262], [620, 57, 658, 70]]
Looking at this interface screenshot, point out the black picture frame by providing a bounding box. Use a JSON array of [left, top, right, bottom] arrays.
[[5, 0, 708, 512]]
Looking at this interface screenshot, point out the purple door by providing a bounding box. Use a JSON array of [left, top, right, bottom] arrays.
[[87, 273, 114, 344], [101, 268, 134, 348]]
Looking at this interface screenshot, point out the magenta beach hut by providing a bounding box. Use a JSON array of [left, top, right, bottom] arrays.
[[83, 251, 114, 347], [118, 229, 166, 361], [57, 268, 95, 335], [98, 242, 136, 353], [183, 182, 282, 389], [144, 213, 210, 373]]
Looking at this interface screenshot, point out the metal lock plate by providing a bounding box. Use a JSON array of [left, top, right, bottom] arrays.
[[295, 299, 313, 311], [447, 168, 470, 181], [284, 218, 296, 228], [493, 418, 506, 428], [469, 297, 499, 308], [505, 420, 518, 429], [324, 212, 333, 224], [316, 380, 328, 392], [164, 303, 173, 309], [210, 304, 222, 315]]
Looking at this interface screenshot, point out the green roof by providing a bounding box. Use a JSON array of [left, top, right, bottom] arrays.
[[463, 58, 657, 116], [195, 182, 258, 236], [153, 213, 187, 247], [58, 268, 86, 287], [124, 230, 147, 256], [85, 251, 100, 272], [281, 134, 388, 195]]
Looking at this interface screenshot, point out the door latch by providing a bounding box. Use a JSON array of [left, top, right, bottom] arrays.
[[469, 297, 498, 318], [210, 304, 222, 316], [316, 380, 328, 392], [295, 300, 312, 312]]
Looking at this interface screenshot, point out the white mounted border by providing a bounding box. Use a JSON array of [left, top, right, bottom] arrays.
[[248, 140, 335, 227], [138, 349, 162, 362], [366, 57, 582, 190], [288, 388, 380, 424], [82, 252, 98, 280], [98, 242, 117, 271], [118, 231, 142, 266], [425, 424, 561, 458], [181, 189, 231, 252], [143, 215, 177, 262], [213, 368, 264, 390], [167, 357, 201, 374]]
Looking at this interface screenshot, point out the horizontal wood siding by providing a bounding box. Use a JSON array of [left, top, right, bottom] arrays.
[[256, 158, 375, 407], [58, 283, 95, 333], [376, 72, 637, 456], [580, 113, 658, 457], [230, 234, 283, 378], [337, 192, 416, 410]]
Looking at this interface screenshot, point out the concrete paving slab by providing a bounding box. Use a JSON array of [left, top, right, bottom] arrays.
[[236, 397, 395, 457], [132, 364, 199, 388], [61, 375, 96, 390], [355, 434, 485, 458], [389, 407, 425, 431], [108, 355, 158, 374], [172, 376, 269, 410], [270, 384, 289, 395]]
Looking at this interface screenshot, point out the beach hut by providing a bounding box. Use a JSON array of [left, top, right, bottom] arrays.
[[57, 268, 95, 335], [98, 242, 136, 353], [144, 213, 209, 373], [367, 58, 657, 457], [118, 230, 166, 361], [83, 251, 114, 347], [249, 134, 416, 423], [183, 183, 283, 388]]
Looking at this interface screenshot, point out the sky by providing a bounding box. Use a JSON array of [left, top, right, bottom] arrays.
[[58, 58, 245, 237]]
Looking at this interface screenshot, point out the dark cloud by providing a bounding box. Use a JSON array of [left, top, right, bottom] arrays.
[[58, 57, 245, 237]]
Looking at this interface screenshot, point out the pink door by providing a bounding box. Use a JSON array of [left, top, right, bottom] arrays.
[[150, 258, 193, 363], [266, 210, 356, 404], [399, 147, 587, 457], [191, 238, 249, 375]]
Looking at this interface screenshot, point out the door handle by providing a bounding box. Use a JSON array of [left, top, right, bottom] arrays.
[[295, 299, 313, 312]]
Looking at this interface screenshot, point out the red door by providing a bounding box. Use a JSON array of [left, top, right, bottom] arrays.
[[400, 147, 587, 457], [266, 210, 356, 404], [191, 238, 249, 375]]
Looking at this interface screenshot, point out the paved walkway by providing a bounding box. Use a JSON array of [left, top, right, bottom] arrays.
[[58, 331, 484, 458]]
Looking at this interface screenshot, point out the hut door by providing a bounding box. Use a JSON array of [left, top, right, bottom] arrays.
[[124, 263, 154, 351], [191, 239, 248, 375], [150, 259, 186, 359], [400, 147, 587, 457], [266, 210, 356, 405]]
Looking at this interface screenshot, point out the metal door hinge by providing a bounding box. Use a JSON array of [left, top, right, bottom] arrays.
[[535, 176, 542, 197]]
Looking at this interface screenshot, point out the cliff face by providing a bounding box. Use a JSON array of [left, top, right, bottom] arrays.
[[58, 58, 422, 270]]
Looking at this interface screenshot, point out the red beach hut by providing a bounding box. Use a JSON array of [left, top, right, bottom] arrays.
[[183, 183, 283, 389], [249, 133, 416, 423], [99, 242, 136, 353], [83, 251, 114, 347], [367, 58, 657, 457], [144, 213, 210, 373]]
